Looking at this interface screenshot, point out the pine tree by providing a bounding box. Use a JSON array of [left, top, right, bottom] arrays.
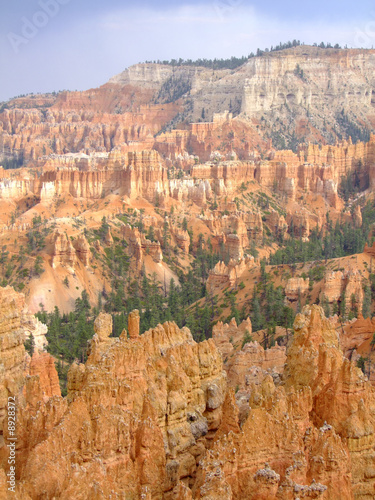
[[362, 285, 371, 318], [147, 225, 156, 242], [24, 333, 35, 356], [322, 295, 331, 318], [339, 291, 346, 319], [34, 256, 44, 276], [251, 288, 263, 331]]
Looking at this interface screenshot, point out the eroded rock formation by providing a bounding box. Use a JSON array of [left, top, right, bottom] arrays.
[[2, 292, 375, 498], [122, 224, 163, 269], [320, 268, 364, 312], [9, 313, 225, 498], [285, 277, 310, 304], [0, 288, 28, 439], [207, 257, 254, 292], [52, 230, 77, 270], [0, 286, 50, 448]]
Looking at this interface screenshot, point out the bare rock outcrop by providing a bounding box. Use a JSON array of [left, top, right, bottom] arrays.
[[12, 315, 226, 498], [196, 305, 374, 498], [320, 268, 364, 312], [2, 297, 375, 498], [285, 305, 375, 498], [21, 313, 48, 351], [0, 287, 28, 437], [122, 224, 163, 268], [128, 309, 140, 339], [73, 233, 91, 267], [207, 257, 254, 293], [285, 277, 309, 303], [212, 316, 286, 393], [52, 230, 76, 271], [29, 351, 61, 400]]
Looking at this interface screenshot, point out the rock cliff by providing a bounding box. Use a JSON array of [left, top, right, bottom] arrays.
[[0, 286, 50, 449], [2, 301, 375, 498], [10, 313, 226, 498]]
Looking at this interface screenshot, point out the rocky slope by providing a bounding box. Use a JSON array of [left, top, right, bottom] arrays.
[[0, 286, 52, 437], [108, 46, 375, 144], [2, 295, 375, 498], [3, 46, 375, 161], [1, 49, 375, 319]]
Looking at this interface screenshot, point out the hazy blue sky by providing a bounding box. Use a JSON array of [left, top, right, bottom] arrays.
[[1, 0, 375, 101]]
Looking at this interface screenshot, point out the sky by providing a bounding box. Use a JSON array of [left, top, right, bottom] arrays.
[[1, 0, 375, 102]]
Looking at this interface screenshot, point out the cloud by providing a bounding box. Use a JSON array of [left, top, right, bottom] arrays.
[[0, 1, 372, 101]]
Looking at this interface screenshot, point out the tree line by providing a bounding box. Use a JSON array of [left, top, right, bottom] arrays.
[[144, 40, 344, 70]]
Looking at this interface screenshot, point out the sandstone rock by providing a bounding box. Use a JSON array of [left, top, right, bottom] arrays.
[[122, 224, 164, 267], [285, 277, 309, 303], [212, 316, 252, 360], [2, 295, 375, 498], [93, 312, 112, 340], [320, 268, 364, 313], [288, 210, 310, 241], [196, 305, 372, 498], [73, 233, 91, 267], [52, 230, 76, 271], [175, 230, 190, 254], [21, 313, 48, 351], [353, 205, 363, 227], [264, 210, 288, 240], [0, 287, 27, 438], [128, 309, 140, 339], [207, 257, 254, 293], [253, 464, 280, 499], [29, 351, 61, 400], [341, 315, 375, 358], [104, 227, 113, 246], [320, 270, 345, 303], [11, 316, 226, 498], [285, 305, 375, 497], [345, 269, 364, 312]]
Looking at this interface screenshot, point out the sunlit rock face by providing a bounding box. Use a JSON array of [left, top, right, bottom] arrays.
[[3, 304, 375, 498]]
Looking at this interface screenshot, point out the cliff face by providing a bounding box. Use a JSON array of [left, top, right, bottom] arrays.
[[0, 103, 179, 161], [0, 287, 28, 440], [207, 257, 254, 293], [108, 47, 375, 144], [7, 304, 375, 499], [320, 268, 364, 311], [285, 306, 375, 498], [1, 136, 371, 212], [0, 286, 51, 453], [240, 47, 375, 139], [212, 316, 286, 393], [12, 313, 226, 499], [196, 306, 375, 499], [4, 47, 375, 168]]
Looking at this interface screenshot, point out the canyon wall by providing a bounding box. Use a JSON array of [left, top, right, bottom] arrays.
[[8, 313, 226, 499], [2, 132, 374, 208], [0, 287, 50, 449], [5, 303, 375, 498], [1, 286, 375, 498]]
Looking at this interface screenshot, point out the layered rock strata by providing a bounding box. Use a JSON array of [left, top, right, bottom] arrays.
[[320, 268, 364, 311], [2, 301, 375, 498], [0, 287, 50, 447], [11, 313, 226, 498]]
